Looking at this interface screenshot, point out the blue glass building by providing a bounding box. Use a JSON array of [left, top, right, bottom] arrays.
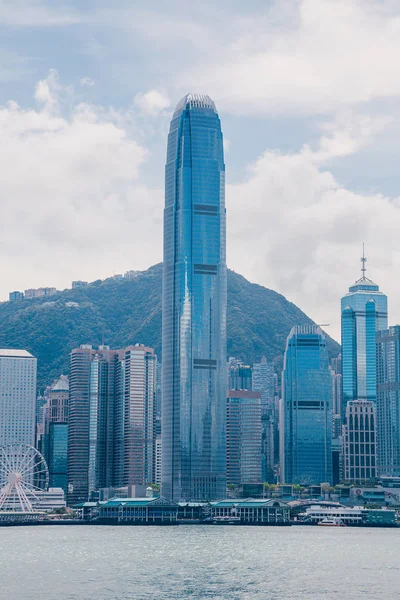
[[48, 422, 68, 495], [280, 326, 332, 485], [162, 94, 227, 502], [341, 263, 387, 417], [376, 326, 400, 476]]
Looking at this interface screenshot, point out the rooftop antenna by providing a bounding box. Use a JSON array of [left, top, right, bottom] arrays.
[[361, 242, 367, 279]]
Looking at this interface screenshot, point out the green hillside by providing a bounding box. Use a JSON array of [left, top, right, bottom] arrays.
[[0, 263, 340, 391]]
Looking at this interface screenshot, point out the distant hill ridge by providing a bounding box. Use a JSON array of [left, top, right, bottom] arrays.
[[0, 263, 340, 390]]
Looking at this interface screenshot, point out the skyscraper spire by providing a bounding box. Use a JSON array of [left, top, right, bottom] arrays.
[[361, 242, 367, 279]]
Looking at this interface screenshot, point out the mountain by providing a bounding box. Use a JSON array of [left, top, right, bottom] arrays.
[[0, 263, 340, 391]]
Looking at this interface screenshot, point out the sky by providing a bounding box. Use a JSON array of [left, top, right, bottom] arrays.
[[1, 0, 400, 341]]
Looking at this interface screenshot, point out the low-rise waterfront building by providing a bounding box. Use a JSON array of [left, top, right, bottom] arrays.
[[31, 488, 66, 512], [211, 498, 290, 524], [302, 505, 363, 525], [301, 504, 396, 526], [98, 497, 178, 524]]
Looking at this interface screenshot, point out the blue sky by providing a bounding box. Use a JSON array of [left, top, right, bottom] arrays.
[[1, 0, 400, 340]]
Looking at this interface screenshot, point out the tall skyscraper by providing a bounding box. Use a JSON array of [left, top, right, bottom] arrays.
[[67, 344, 157, 505], [162, 93, 227, 502], [253, 356, 277, 482], [341, 253, 387, 414], [226, 390, 262, 486], [280, 326, 332, 485], [44, 375, 69, 495], [0, 349, 37, 448], [67, 345, 119, 504], [122, 345, 156, 486], [376, 326, 400, 476]]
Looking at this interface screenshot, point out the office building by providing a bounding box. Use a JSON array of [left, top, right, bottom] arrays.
[[0, 349, 37, 448], [253, 356, 276, 482], [47, 423, 69, 494], [341, 254, 387, 415], [280, 326, 332, 485], [42, 375, 70, 495], [330, 355, 342, 419], [376, 326, 400, 476], [67, 345, 120, 504], [343, 400, 377, 482], [122, 345, 156, 486], [228, 358, 253, 391], [48, 375, 69, 422], [67, 344, 157, 505], [226, 390, 262, 486], [162, 93, 227, 502]]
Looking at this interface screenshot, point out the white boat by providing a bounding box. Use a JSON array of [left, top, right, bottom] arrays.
[[317, 517, 346, 527]]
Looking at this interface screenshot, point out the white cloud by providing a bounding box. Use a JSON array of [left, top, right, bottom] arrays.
[[0, 0, 80, 26], [133, 89, 171, 116], [227, 113, 400, 340], [0, 72, 163, 296], [180, 0, 400, 116], [80, 77, 95, 87]]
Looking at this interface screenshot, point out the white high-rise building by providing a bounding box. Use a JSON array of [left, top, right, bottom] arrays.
[[0, 349, 37, 448]]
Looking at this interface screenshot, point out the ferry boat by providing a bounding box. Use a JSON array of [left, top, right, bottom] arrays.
[[212, 516, 241, 525], [317, 517, 346, 527]]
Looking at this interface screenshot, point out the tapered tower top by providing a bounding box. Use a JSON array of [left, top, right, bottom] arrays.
[[174, 93, 217, 114]]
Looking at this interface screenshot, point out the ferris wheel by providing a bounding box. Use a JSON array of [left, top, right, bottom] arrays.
[[0, 444, 49, 512]]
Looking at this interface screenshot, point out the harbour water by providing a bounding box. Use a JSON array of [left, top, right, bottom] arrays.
[[0, 525, 399, 599]]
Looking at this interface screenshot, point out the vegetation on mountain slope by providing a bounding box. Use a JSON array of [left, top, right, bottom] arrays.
[[0, 263, 340, 391]]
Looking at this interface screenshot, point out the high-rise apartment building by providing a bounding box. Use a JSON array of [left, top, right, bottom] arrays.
[[0, 349, 37, 448], [341, 256, 387, 415], [343, 400, 377, 482], [280, 326, 332, 485], [162, 94, 227, 502], [376, 327, 400, 476], [226, 390, 262, 486]]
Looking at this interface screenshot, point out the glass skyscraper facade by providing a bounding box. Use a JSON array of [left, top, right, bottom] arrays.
[[226, 390, 262, 486], [68, 344, 158, 505], [162, 93, 227, 502], [341, 269, 387, 415], [376, 326, 400, 476], [280, 326, 332, 485], [48, 422, 68, 494]]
